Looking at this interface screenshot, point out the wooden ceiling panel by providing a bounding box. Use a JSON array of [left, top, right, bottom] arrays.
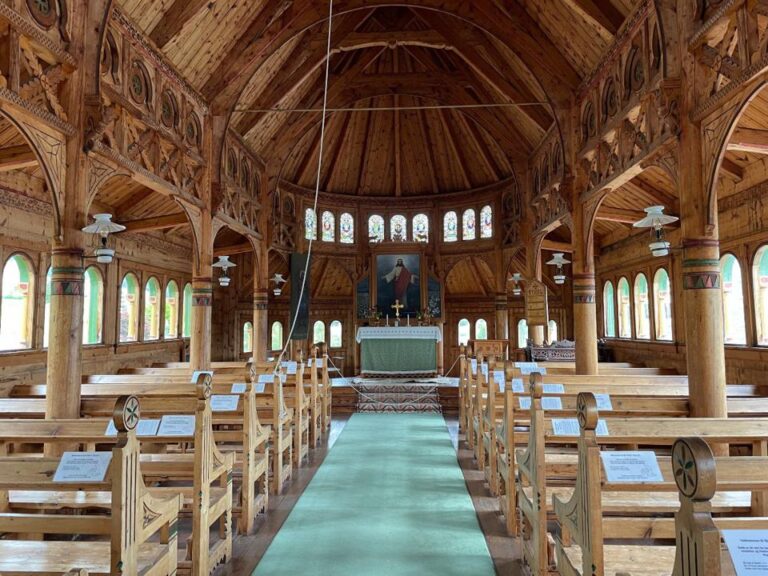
[[445, 257, 495, 296]]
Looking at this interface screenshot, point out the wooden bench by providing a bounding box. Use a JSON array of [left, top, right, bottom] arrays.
[[552, 397, 768, 576], [517, 382, 768, 576], [12, 374, 268, 535], [280, 360, 310, 466], [0, 396, 182, 576], [0, 377, 234, 575]]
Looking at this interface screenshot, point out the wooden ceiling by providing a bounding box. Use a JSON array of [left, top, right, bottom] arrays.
[[118, 0, 642, 198]]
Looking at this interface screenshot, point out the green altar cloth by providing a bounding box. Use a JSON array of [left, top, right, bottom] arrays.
[[357, 326, 441, 375]]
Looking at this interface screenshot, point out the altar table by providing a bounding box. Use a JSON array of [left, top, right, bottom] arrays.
[[356, 326, 442, 375]]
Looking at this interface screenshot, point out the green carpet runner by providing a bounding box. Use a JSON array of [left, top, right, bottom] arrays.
[[252, 413, 495, 576]]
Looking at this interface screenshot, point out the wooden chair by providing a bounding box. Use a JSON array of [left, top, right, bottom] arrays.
[[0, 396, 182, 576]]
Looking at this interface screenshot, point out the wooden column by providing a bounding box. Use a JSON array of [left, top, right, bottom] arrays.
[[45, 248, 84, 419], [495, 293, 509, 353], [190, 276, 213, 370], [253, 288, 268, 362], [572, 203, 598, 374]]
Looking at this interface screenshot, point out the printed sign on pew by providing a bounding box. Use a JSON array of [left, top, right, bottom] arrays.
[[552, 418, 609, 436], [600, 451, 663, 483], [54, 452, 113, 482], [106, 419, 160, 437], [723, 530, 768, 575]]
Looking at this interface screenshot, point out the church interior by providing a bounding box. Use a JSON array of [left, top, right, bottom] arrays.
[[0, 0, 768, 574]]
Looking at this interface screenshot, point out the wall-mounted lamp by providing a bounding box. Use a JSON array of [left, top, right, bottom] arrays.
[[510, 272, 523, 296], [546, 253, 570, 285], [81, 214, 125, 264], [271, 273, 287, 296], [633, 206, 679, 257], [213, 255, 236, 287]]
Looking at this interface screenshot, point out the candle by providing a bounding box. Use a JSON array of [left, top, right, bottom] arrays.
[[386, 314, 389, 326], [407, 314, 410, 326]]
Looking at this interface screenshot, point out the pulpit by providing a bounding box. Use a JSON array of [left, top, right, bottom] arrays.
[[356, 326, 442, 376], [469, 339, 508, 360]]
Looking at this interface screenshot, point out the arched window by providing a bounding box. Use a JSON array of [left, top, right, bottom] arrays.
[[43, 267, 51, 348], [475, 319, 488, 340], [340, 213, 354, 244], [721, 254, 746, 345], [321, 211, 335, 242], [390, 215, 407, 241], [0, 254, 35, 351], [443, 211, 458, 242], [753, 246, 768, 345], [182, 282, 192, 338], [243, 322, 253, 353], [603, 281, 616, 337], [457, 318, 471, 346], [271, 321, 284, 350], [164, 280, 179, 339], [83, 267, 104, 345], [305, 208, 317, 240], [368, 215, 384, 243], [517, 319, 529, 348], [143, 277, 161, 341], [653, 268, 673, 341], [480, 205, 493, 238], [548, 320, 558, 344], [119, 273, 140, 343], [313, 320, 326, 345], [329, 320, 342, 348], [633, 273, 650, 340], [617, 277, 631, 338], [462, 209, 476, 240], [413, 214, 429, 243]]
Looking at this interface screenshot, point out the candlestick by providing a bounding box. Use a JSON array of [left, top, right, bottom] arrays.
[[407, 314, 410, 326], [386, 314, 389, 326]]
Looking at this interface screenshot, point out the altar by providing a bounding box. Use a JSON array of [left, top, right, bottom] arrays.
[[356, 326, 442, 376]]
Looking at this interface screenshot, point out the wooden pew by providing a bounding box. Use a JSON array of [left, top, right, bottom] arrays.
[[281, 360, 310, 466], [309, 344, 332, 433], [552, 400, 768, 576], [1, 377, 234, 575], [0, 396, 182, 576], [517, 383, 768, 576], [13, 375, 268, 534]]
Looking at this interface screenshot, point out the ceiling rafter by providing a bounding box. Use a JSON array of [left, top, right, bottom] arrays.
[[148, 0, 212, 49], [568, 0, 625, 35]]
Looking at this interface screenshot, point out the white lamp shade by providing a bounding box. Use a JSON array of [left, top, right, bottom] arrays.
[[546, 252, 570, 267], [633, 206, 678, 228], [82, 213, 126, 236], [213, 255, 236, 270]]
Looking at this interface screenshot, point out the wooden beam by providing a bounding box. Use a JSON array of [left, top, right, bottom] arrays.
[[720, 156, 744, 181], [0, 145, 38, 172], [120, 213, 189, 233], [541, 239, 573, 253], [596, 207, 648, 224], [569, 0, 625, 35], [214, 242, 253, 257], [148, 0, 212, 49], [727, 128, 768, 155]]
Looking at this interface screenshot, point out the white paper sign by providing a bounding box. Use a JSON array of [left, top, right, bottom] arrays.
[[471, 359, 477, 375], [552, 418, 608, 436], [519, 397, 562, 410], [158, 415, 195, 436], [480, 363, 489, 377], [105, 419, 160, 437], [211, 394, 240, 412], [190, 370, 213, 383], [316, 359, 324, 368], [280, 373, 287, 383], [54, 452, 112, 483], [231, 383, 247, 394], [498, 381, 506, 393], [511, 379, 525, 393], [258, 374, 274, 383], [255, 382, 266, 394], [600, 451, 663, 483], [723, 530, 768, 575], [515, 362, 538, 370], [595, 393, 613, 411], [521, 366, 547, 375], [282, 361, 298, 375], [543, 384, 565, 394], [493, 370, 505, 384]]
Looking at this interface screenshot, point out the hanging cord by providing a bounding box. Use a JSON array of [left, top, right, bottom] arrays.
[[273, 0, 335, 373]]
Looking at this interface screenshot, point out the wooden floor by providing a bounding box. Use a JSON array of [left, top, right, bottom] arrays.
[[216, 414, 521, 576]]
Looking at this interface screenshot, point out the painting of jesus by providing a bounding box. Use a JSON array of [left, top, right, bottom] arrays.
[[376, 253, 421, 315]]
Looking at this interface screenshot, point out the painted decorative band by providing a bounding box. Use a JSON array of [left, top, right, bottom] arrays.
[[51, 279, 82, 295], [683, 272, 720, 290], [574, 294, 596, 304], [254, 302, 268, 311], [192, 287, 213, 307], [682, 239, 719, 249], [572, 273, 596, 281], [682, 259, 720, 268]]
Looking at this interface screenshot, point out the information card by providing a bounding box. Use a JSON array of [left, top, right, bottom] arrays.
[[514, 362, 538, 370], [158, 415, 195, 436], [190, 370, 213, 383], [258, 373, 275, 383], [520, 366, 547, 375], [595, 393, 614, 411], [255, 382, 266, 393], [723, 530, 768, 575], [231, 383, 247, 394], [54, 452, 113, 483], [511, 379, 525, 393], [519, 397, 562, 410], [471, 359, 478, 375], [600, 451, 663, 483], [282, 361, 298, 375], [105, 419, 160, 437], [542, 383, 565, 394], [552, 418, 609, 436], [211, 394, 240, 412]]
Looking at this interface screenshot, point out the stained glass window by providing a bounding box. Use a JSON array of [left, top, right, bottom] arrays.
[[413, 214, 429, 243], [480, 205, 493, 238], [443, 211, 458, 243], [390, 215, 407, 242], [603, 281, 616, 337], [119, 273, 140, 343], [321, 211, 335, 242], [368, 215, 384, 243], [458, 318, 471, 346], [517, 319, 528, 348], [721, 254, 746, 345], [330, 320, 342, 348], [617, 277, 631, 338], [243, 322, 253, 353], [313, 320, 326, 345], [271, 321, 283, 350], [340, 213, 354, 244], [143, 277, 161, 341], [305, 208, 317, 240], [462, 209, 476, 240], [0, 254, 35, 351], [164, 280, 179, 339], [475, 319, 488, 340], [83, 267, 104, 345], [653, 268, 673, 341]]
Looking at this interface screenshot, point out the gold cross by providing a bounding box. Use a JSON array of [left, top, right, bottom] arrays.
[[391, 300, 404, 318]]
